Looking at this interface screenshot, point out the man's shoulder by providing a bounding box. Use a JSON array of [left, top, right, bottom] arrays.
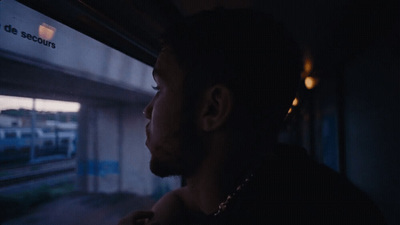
[[169, 186, 200, 212], [231, 144, 387, 224], [151, 188, 185, 214], [273, 144, 369, 198]]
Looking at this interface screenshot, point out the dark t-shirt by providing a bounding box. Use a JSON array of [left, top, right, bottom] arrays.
[[207, 144, 386, 225]]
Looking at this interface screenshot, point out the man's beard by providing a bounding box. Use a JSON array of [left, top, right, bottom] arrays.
[[150, 127, 206, 177], [149, 156, 182, 178], [149, 109, 206, 179]]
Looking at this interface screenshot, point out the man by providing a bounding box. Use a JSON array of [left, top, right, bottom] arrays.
[[118, 8, 385, 225]]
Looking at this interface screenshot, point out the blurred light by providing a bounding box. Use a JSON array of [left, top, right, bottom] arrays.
[[38, 23, 56, 40], [304, 58, 312, 73], [292, 97, 299, 106], [288, 107, 293, 114], [305, 77, 318, 90]]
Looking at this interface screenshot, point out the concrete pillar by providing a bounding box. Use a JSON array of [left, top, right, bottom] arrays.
[[76, 103, 180, 196]]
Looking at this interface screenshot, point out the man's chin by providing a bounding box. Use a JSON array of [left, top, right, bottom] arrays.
[[149, 158, 181, 178]]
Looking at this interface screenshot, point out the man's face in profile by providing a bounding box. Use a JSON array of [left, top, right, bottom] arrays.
[[143, 47, 187, 177]]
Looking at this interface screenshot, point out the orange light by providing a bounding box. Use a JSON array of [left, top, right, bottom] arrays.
[[288, 107, 293, 114], [304, 58, 312, 74], [292, 97, 299, 106], [305, 77, 318, 90], [38, 23, 56, 40]]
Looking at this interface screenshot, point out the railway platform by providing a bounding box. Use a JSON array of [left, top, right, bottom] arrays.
[[3, 192, 155, 225]]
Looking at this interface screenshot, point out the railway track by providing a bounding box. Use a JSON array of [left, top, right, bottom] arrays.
[[0, 158, 76, 188]]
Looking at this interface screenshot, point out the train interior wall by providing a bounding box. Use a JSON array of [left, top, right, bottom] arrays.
[[310, 24, 399, 225], [343, 29, 400, 224]]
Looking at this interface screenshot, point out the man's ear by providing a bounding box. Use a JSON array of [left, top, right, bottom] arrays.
[[198, 85, 233, 132]]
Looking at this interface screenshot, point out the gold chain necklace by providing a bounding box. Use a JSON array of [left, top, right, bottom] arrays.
[[213, 173, 254, 216]]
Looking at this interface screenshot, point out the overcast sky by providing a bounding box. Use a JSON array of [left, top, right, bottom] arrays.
[[0, 95, 80, 112]]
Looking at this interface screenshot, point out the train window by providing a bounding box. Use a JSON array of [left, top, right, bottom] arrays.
[[2, 0, 222, 224], [0, 94, 80, 221], [43, 140, 53, 146], [21, 132, 32, 138], [0, 95, 80, 161], [4, 132, 17, 139], [0, 1, 180, 223]]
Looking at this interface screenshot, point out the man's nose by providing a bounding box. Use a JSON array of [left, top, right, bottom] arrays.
[[143, 100, 153, 119]]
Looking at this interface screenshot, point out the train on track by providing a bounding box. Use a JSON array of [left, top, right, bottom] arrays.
[[0, 127, 76, 162]]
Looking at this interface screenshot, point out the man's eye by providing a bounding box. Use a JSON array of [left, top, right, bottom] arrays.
[[152, 85, 160, 91]]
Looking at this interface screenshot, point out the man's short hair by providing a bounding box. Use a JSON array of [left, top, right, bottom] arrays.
[[161, 8, 302, 146]]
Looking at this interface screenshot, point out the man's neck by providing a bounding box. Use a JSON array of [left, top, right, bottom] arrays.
[[183, 134, 257, 215]]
